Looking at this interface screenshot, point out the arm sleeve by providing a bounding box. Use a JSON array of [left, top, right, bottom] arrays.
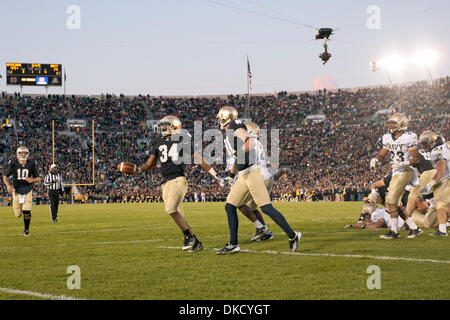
[[149, 139, 160, 157], [4, 161, 13, 177]]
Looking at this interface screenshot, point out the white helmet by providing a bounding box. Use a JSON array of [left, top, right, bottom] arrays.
[[16, 146, 29, 161]]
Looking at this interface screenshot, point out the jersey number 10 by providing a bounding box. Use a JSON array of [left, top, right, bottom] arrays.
[[17, 168, 29, 180]]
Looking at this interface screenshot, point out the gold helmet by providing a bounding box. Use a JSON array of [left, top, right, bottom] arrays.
[[386, 113, 408, 133], [419, 130, 439, 152], [159, 115, 182, 137], [245, 122, 259, 137], [216, 106, 238, 130], [361, 202, 377, 222], [16, 146, 29, 161]]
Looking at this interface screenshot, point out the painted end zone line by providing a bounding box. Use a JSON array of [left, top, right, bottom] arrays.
[[0, 287, 85, 300], [157, 246, 450, 264]]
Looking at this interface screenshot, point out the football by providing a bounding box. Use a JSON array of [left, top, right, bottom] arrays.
[[117, 162, 137, 175]]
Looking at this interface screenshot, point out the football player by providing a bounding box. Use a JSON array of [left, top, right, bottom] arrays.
[[234, 122, 274, 242], [344, 203, 405, 230], [370, 113, 421, 239], [418, 131, 449, 236], [399, 147, 437, 236], [2, 146, 42, 236], [216, 106, 301, 254], [126, 116, 219, 252]]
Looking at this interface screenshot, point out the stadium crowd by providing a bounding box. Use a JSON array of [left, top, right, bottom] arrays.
[[0, 77, 449, 204]]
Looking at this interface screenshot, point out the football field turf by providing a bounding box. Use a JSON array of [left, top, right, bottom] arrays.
[[0, 202, 449, 300]]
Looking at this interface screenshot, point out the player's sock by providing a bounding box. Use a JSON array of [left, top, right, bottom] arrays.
[[225, 203, 239, 245], [438, 224, 447, 234], [260, 204, 295, 239], [253, 220, 264, 229], [404, 217, 418, 230], [391, 218, 398, 234], [23, 210, 31, 231], [253, 209, 267, 226], [182, 229, 191, 237]]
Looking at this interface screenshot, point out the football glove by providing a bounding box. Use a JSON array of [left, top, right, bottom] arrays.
[[370, 158, 379, 170], [390, 160, 410, 169], [219, 176, 235, 188], [419, 180, 437, 196]]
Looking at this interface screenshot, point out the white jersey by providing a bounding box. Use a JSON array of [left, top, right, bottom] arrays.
[[225, 135, 273, 181], [382, 132, 418, 175], [370, 208, 405, 229], [430, 142, 450, 183]]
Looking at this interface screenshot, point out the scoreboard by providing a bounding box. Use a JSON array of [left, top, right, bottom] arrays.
[[6, 63, 62, 86]]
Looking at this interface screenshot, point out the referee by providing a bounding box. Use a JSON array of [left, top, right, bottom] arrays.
[[44, 164, 64, 223]]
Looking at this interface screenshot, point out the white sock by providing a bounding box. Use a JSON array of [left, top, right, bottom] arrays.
[[253, 220, 264, 229], [391, 218, 398, 233], [405, 217, 418, 230], [439, 224, 447, 234]]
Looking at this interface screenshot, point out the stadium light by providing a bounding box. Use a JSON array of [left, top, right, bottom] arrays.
[[377, 55, 406, 72], [371, 49, 439, 86], [409, 50, 438, 67]]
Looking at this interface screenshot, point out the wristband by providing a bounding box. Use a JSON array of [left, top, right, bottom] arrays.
[[208, 168, 218, 179], [136, 167, 142, 174]]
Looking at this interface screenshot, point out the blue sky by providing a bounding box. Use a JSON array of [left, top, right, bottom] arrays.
[[0, 0, 449, 96]]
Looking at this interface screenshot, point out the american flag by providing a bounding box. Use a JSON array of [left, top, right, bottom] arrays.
[[247, 56, 252, 91]]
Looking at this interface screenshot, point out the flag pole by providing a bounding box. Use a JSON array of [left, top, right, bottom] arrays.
[[246, 55, 250, 119], [63, 67, 66, 96]]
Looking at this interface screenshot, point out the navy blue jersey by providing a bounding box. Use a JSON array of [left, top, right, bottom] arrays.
[[4, 159, 39, 194], [224, 119, 255, 172], [150, 132, 193, 182]]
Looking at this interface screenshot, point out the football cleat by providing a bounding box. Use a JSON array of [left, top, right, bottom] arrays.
[[430, 230, 448, 237], [189, 238, 204, 252], [182, 235, 195, 251], [216, 243, 240, 255], [258, 230, 274, 242], [407, 228, 423, 239], [289, 231, 302, 253], [251, 226, 267, 242], [24, 230, 30, 237], [380, 231, 399, 239]]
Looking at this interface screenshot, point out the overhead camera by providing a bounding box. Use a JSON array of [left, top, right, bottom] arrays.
[[315, 28, 334, 65]]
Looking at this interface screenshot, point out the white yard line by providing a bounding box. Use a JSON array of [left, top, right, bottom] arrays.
[[157, 246, 450, 264], [0, 287, 84, 300]]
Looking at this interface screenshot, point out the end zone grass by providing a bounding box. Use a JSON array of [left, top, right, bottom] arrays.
[[0, 202, 448, 300]]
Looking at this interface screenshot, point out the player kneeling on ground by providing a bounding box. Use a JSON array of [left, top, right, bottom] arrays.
[[418, 131, 449, 236], [2, 147, 42, 236]]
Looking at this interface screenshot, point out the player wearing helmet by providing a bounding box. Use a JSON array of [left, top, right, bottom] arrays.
[[369, 113, 421, 239], [418, 131, 449, 236], [2, 146, 41, 236]]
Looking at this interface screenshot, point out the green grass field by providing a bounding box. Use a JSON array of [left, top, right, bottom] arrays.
[[0, 202, 449, 300]]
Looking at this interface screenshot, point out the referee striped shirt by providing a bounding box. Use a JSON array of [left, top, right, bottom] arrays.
[[44, 172, 64, 191]]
